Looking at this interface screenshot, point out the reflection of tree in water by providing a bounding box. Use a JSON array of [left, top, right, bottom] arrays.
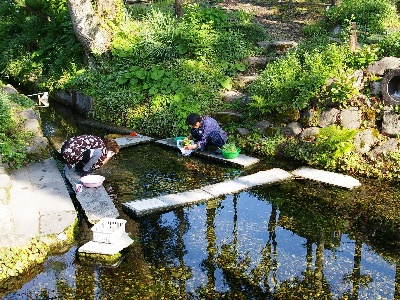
[[341, 236, 372, 300], [139, 210, 190, 264], [256, 183, 340, 298], [197, 194, 273, 299]]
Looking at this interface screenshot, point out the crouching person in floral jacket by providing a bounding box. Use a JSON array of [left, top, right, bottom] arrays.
[[61, 135, 120, 176]]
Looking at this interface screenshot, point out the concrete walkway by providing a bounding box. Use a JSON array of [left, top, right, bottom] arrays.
[[0, 158, 76, 248], [156, 138, 260, 168]]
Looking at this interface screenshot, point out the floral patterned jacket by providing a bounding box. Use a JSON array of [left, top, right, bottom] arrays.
[[61, 135, 108, 169]]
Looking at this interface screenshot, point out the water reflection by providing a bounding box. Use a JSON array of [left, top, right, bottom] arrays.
[[4, 189, 399, 299]]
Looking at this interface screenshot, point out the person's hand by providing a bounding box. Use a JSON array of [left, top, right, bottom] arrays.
[[184, 143, 197, 150], [107, 151, 115, 158]]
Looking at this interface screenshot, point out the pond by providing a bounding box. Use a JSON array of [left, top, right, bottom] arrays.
[[3, 104, 400, 299]]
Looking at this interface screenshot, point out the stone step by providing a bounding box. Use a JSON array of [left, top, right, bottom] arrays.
[[123, 168, 293, 217], [78, 232, 133, 255], [155, 138, 260, 168]]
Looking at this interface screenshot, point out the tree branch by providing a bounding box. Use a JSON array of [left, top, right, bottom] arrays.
[[23, 4, 51, 22]]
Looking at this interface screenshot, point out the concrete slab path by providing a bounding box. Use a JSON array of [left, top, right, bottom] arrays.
[[0, 158, 77, 248], [114, 134, 153, 148], [292, 167, 361, 189], [123, 168, 293, 217], [156, 138, 260, 168], [64, 168, 119, 224]]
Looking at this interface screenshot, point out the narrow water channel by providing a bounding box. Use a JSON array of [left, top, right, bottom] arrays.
[[3, 104, 400, 299]]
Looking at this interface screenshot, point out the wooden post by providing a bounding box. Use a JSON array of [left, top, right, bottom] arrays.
[[349, 22, 357, 52]]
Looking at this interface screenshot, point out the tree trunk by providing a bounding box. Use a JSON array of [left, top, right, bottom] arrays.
[[331, 0, 341, 6], [67, 0, 114, 55], [175, 0, 183, 18]]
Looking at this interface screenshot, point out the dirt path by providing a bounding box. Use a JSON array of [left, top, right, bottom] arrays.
[[220, 1, 329, 41]]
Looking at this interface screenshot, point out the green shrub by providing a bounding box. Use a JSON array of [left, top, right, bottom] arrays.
[[0, 0, 84, 89], [0, 92, 35, 168], [248, 43, 352, 117], [324, 0, 400, 35], [284, 125, 357, 170], [248, 51, 302, 116], [378, 31, 400, 58]]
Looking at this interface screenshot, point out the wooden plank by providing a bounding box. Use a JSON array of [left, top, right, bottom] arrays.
[[155, 138, 260, 168], [291, 167, 361, 189], [64, 167, 119, 224]]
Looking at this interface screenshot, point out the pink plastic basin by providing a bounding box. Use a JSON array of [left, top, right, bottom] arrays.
[[80, 175, 105, 188]]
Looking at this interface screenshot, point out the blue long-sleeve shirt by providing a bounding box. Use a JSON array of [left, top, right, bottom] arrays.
[[190, 116, 228, 150]]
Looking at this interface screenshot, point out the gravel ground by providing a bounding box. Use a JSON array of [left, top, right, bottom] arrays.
[[220, 0, 329, 41]]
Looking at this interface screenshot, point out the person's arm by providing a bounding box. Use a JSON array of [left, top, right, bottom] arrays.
[[82, 149, 102, 172], [100, 150, 115, 166]]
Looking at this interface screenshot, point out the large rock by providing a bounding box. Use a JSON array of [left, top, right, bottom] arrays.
[[54, 91, 93, 114], [19, 108, 39, 120], [24, 119, 40, 133], [299, 127, 319, 142], [220, 91, 246, 103], [234, 75, 257, 88], [2, 84, 18, 95], [318, 108, 340, 127], [254, 120, 272, 134], [369, 138, 398, 158], [340, 107, 361, 129], [351, 70, 364, 89], [281, 122, 302, 137], [382, 106, 400, 136], [367, 57, 400, 76], [242, 56, 272, 69], [353, 129, 377, 154], [25, 136, 49, 155], [236, 127, 250, 136]]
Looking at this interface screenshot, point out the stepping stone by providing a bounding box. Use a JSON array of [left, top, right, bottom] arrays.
[[114, 134, 153, 148], [78, 232, 133, 255], [64, 167, 119, 224], [123, 197, 169, 217], [155, 138, 260, 168], [123, 168, 292, 217], [158, 189, 214, 206], [201, 180, 249, 197], [233, 168, 293, 188], [291, 167, 361, 189]]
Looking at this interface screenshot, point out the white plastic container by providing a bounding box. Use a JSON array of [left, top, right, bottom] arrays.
[[177, 139, 194, 156], [91, 218, 127, 244]]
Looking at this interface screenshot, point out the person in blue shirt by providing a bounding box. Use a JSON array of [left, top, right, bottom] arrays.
[[184, 113, 228, 153]]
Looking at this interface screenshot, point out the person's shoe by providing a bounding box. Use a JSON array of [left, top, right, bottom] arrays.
[[79, 169, 93, 177], [75, 161, 84, 172]]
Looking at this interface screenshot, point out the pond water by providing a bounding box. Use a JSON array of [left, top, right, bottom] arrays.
[[3, 104, 400, 299]]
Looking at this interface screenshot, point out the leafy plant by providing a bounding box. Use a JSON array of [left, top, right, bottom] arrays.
[[285, 125, 357, 170], [324, 0, 400, 36], [221, 142, 239, 153], [0, 92, 36, 168]]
